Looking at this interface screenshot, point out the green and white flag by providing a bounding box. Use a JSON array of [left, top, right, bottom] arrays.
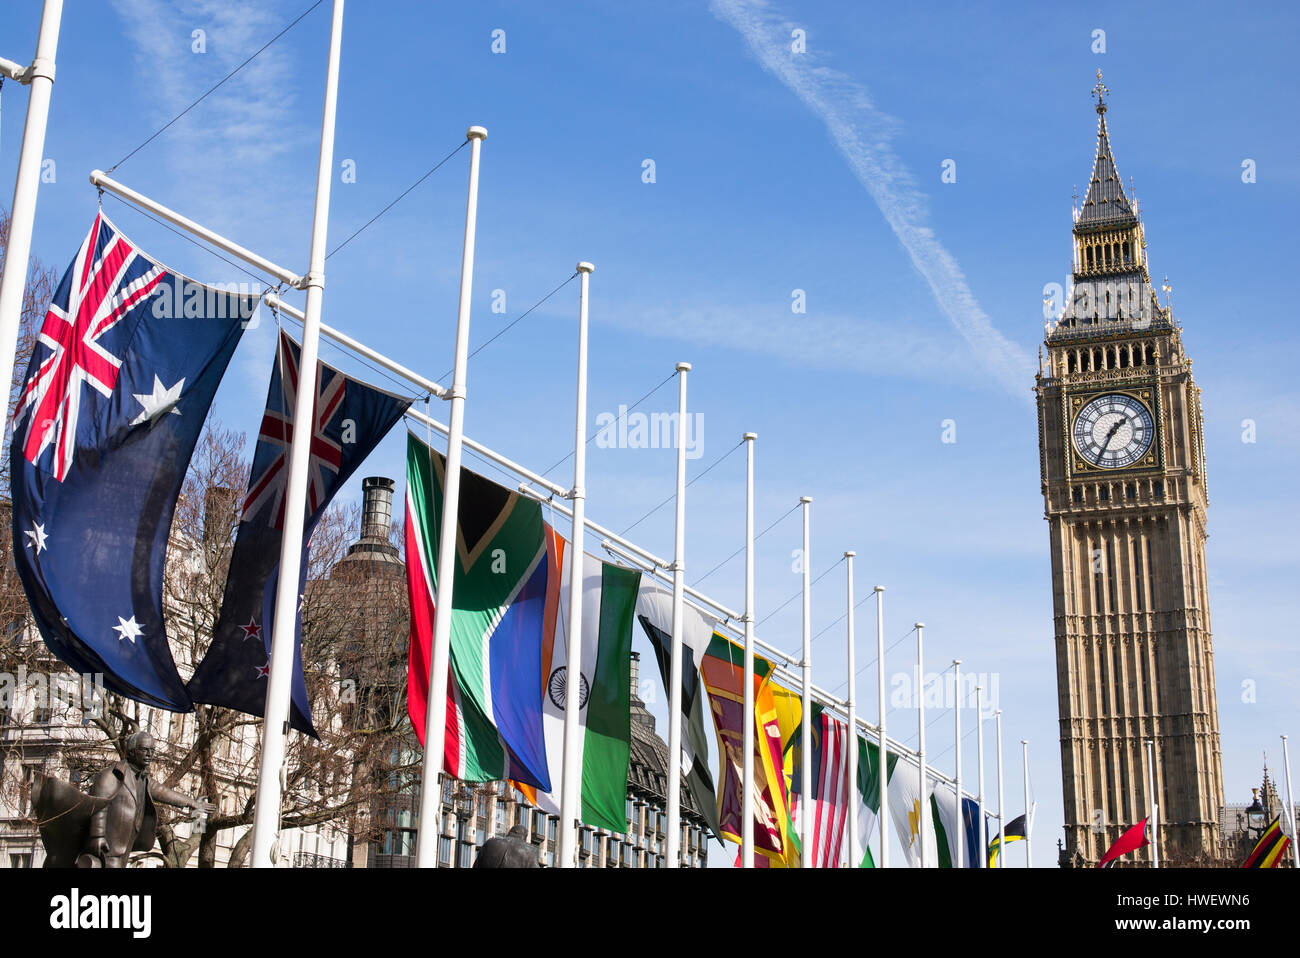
[[889, 761, 938, 867], [930, 784, 963, 868], [853, 736, 897, 867], [536, 551, 641, 833]]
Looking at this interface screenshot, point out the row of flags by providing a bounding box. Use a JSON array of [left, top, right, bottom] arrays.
[[7, 207, 1024, 864], [26, 215, 1284, 870], [402, 433, 1029, 865]]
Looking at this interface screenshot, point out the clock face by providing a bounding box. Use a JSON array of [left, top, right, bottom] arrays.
[[1072, 393, 1155, 469]]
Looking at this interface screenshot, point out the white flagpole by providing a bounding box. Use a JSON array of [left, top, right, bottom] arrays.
[[915, 622, 926, 868], [799, 496, 813, 866], [0, 0, 62, 441], [1282, 735, 1299, 868], [845, 551, 858, 869], [995, 709, 1005, 869], [874, 585, 887, 868], [557, 261, 594, 868], [1021, 739, 1031, 867], [251, 0, 345, 868], [976, 685, 986, 868], [954, 659, 962, 867], [665, 361, 690, 867], [741, 432, 757, 868], [1146, 739, 1159, 869], [412, 123, 488, 868]]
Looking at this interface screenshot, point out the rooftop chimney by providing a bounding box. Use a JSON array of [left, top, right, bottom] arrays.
[[345, 476, 399, 561]]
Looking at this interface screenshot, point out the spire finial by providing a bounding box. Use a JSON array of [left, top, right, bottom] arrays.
[[1093, 69, 1109, 115]]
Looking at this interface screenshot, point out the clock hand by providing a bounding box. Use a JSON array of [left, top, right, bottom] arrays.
[[1100, 417, 1126, 452]]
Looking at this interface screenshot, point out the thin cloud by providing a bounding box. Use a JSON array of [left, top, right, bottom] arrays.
[[711, 0, 1033, 397], [607, 301, 978, 387], [109, 0, 305, 226]]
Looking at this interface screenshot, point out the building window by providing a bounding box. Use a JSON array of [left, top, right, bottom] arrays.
[[1125, 482, 1136, 500], [1072, 487, 1083, 505], [1152, 481, 1164, 500], [1098, 485, 1109, 502], [9, 853, 32, 869], [439, 836, 452, 866], [1105, 540, 1118, 613]]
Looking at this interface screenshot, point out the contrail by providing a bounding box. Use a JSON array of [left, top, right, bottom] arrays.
[[712, 0, 1033, 397]]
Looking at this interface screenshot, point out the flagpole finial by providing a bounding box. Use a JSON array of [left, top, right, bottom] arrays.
[[953, 658, 961, 666], [467, 125, 488, 141], [1092, 70, 1109, 114], [914, 621, 924, 629], [576, 261, 594, 274], [844, 550, 856, 558], [873, 584, 885, 592], [675, 361, 691, 373], [743, 431, 757, 441], [800, 495, 813, 504]]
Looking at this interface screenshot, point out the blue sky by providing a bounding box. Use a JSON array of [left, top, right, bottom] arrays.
[[2, 0, 1297, 867]]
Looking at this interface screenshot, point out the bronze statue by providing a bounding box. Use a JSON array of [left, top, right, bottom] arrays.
[[473, 823, 539, 868], [33, 731, 204, 867]]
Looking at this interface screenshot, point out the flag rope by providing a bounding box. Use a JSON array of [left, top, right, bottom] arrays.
[[442, 271, 578, 383], [326, 138, 471, 260], [691, 501, 800, 587], [758, 555, 843, 632], [540, 368, 677, 479], [106, 0, 326, 174], [618, 438, 744, 536]]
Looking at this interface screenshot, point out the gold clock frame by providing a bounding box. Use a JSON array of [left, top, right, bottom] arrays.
[[1065, 386, 1162, 477]]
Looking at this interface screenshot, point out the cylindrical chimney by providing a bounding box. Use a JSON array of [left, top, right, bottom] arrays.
[[361, 476, 394, 543], [344, 476, 400, 563]]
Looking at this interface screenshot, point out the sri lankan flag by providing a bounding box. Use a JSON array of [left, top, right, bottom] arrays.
[[987, 813, 1027, 867], [700, 634, 791, 864], [405, 432, 559, 787], [1242, 816, 1292, 868]]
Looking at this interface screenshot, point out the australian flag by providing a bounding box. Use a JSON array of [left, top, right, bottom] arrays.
[[9, 213, 255, 710], [186, 330, 410, 736]]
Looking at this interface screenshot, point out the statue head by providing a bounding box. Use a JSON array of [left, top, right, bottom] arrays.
[[124, 731, 156, 771], [506, 824, 528, 842]]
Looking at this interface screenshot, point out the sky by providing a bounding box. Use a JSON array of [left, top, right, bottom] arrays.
[[1, 0, 1297, 868]]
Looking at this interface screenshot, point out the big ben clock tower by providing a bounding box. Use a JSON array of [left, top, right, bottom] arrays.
[[1035, 73, 1224, 866]]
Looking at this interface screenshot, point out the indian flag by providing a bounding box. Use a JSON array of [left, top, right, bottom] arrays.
[[528, 552, 641, 833]]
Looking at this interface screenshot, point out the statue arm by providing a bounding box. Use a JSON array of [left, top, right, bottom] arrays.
[[150, 782, 198, 810]]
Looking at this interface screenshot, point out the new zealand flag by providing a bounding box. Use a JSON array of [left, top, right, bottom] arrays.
[[9, 213, 255, 710], [186, 330, 410, 735]]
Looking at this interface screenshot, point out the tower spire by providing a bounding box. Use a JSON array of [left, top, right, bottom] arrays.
[[1077, 73, 1135, 226]]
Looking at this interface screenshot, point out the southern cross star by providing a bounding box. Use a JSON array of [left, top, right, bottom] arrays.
[[239, 617, 262, 641], [25, 523, 48, 554], [113, 615, 144, 644], [130, 375, 185, 426]]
